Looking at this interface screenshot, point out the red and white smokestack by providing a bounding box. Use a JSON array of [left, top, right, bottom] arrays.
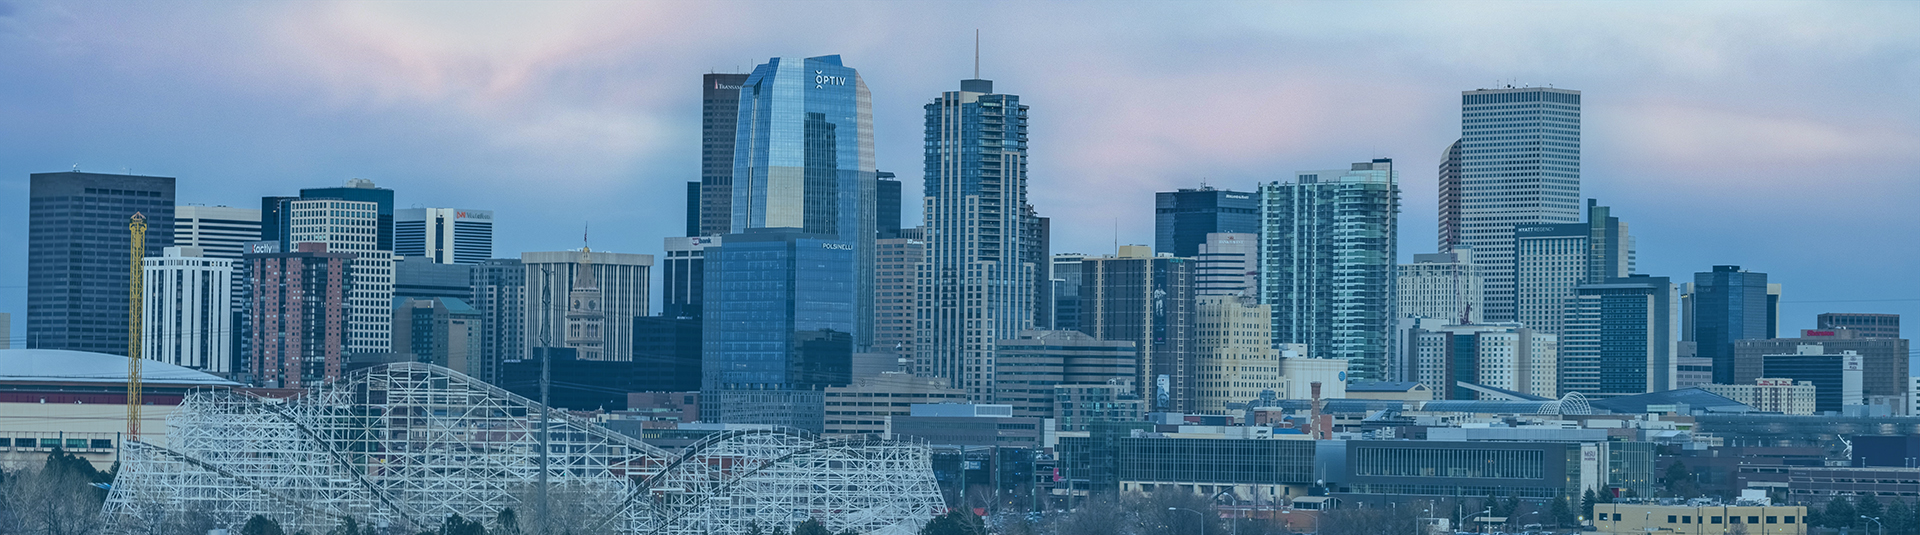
[[1310, 381, 1325, 439]]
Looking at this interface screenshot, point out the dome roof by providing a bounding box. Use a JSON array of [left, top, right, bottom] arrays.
[[0, 349, 239, 387]]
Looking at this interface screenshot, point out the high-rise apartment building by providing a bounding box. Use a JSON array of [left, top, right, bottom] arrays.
[[244, 241, 351, 388], [1155, 187, 1259, 259], [395, 208, 493, 265], [701, 229, 856, 432], [286, 197, 393, 354], [1515, 200, 1630, 337], [1397, 250, 1484, 325], [1192, 296, 1281, 414], [1818, 313, 1900, 339], [521, 250, 651, 362], [1439, 87, 1582, 323], [875, 235, 923, 358], [1195, 233, 1258, 297], [28, 171, 176, 354], [729, 55, 877, 351], [141, 246, 233, 374], [661, 236, 720, 319], [1259, 159, 1399, 381], [470, 258, 524, 384], [1560, 275, 1677, 396], [1691, 266, 1771, 384], [698, 72, 749, 237], [917, 76, 1035, 401], [1078, 246, 1195, 411]]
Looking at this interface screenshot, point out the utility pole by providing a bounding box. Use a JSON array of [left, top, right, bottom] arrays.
[[538, 265, 552, 532]]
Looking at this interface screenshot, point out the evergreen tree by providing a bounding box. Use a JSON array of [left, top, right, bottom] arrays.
[[327, 517, 363, 535], [1581, 489, 1598, 520], [243, 515, 288, 535], [792, 519, 832, 535], [1549, 495, 1574, 527], [440, 514, 486, 535], [1825, 495, 1856, 529], [1859, 494, 1885, 527], [494, 508, 521, 535], [1885, 499, 1912, 535]]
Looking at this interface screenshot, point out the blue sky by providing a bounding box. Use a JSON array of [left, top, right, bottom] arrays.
[[3, 1, 1918, 340]]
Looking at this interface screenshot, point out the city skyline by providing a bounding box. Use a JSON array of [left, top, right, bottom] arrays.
[[2, 1, 1917, 341]]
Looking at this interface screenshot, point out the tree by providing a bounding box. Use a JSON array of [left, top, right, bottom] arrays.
[[1825, 496, 1856, 529], [243, 515, 287, 535], [1550, 495, 1575, 527], [791, 519, 832, 535], [1581, 489, 1598, 520], [919, 510, 984, 535], [1859, 494, 1885, 529], [439, 514, 486, 535], [492, 508, 521, 535], [1662, 462, 1696, 497], [1885, 499, 1912, 535], [327, 517, 364, 535], [1056, 495, 1131, 535]]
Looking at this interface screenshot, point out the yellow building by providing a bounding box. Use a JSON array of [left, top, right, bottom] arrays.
[[1193, 295, 1280, 414], [1594, 503, 1807, 535]]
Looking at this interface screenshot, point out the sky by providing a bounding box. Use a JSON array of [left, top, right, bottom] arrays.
[[2, 0, 1918, 342]]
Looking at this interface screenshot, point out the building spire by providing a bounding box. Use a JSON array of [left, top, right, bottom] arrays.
[[974, 29, 980, 79], [575, 224, 597, 290]]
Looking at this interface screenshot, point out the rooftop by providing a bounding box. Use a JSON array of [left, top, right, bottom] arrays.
[[0, 349, 239, 387]]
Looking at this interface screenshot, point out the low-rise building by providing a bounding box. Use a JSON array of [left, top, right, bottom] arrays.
[[1593, 503, 1807, 535], [1702, 378, 1816, 415], [824, 373, 966, 437], [1787, 466, 1920, 504], [1053, 381, 1146, 432], [0, 349, 241, 469], [1344, 381, 1434, 401]]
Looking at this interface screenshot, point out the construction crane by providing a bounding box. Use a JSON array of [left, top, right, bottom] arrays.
[[128, 213, 146, 441]]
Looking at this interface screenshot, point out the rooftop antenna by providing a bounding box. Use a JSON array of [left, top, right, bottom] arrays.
[[974, 29, 980, 79]]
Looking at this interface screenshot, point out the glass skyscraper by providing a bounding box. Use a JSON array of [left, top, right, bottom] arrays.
[[916, 76, 1036, 401], [729, 55, 876, 350], [1691, 265, 1771, 384], [1259, 159, 1399, 380], [1562, 275, 1677, 396], [698, 72, 750, 237], [1155, 187, 1259, 259], [701, 229, 855, 432], [1438, 87, 1582, 323]]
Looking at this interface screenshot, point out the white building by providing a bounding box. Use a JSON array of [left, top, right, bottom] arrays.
[[1193, 295, 1280, 413], [1196, 233, 1258, 297], [174, 205, 263, 260], [395, 208, 494, 265], [1703, 378, 1816, 415], [1405, 322, 1556, 399], [288, 198, 393, 353], [1396, 249, 1483, 325], [522, 250, 651, 361], [1279, 355, 1347, 400], [141, 246, 233, 373]]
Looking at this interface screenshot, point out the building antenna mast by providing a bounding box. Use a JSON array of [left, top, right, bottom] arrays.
[[974, 29, 980, 79]]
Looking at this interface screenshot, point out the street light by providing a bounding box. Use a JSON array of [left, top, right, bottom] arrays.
[[1471, 508, 1492, 535], [1863, 515, 1884, 535], [1169, 507, 1206, 535]]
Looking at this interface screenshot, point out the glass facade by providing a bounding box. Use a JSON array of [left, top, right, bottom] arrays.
[[1118, 438, 1313, 486], [27, 172, 177, 355], [701, 229, 856, 432], [1345, 440, 1582, 499], [1439, 87, 1582, 323], [1693, 266, 1771, 384], [730, 55, 876, 350], [1155, 188, 1260, 259], [917, 77, 1036, 401], [1259, 160, 1399, 380], [1563, 275, 1676, 396]]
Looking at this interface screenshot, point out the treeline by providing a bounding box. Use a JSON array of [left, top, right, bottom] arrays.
[[0, 448, 115, 535]]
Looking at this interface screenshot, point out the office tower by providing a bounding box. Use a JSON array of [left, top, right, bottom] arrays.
[[293, 179, 395, 250], [1078, 246, 1195, 411], [1259, 159, 1399, 381], [1735, 329, 1909, 402], [1397, 249, 1484, 325], [698, 72, 750, 237], [1192, 295, 1280, 414], [1154, 187, 1259, 258], [392, 297, 482, 377], [633, 316, 702, 393], [993, 330, 1139, 420], [1514, 200, 1630, 337], [174, 205, 262, 364], [1438, 86, 1583, 323], [877, 172, 902, 239], [1761, 347, 1864, 413], [730, 55, 877, 351], [395, 208, 494, 265], [1195, 233, 1257, 297], [394, 255, 473, 301], [286, 196, 393, 354], [1818, 313, 1900, 339], [661, 236, 720, 319], [875, 235, 924, 358], [1767, 284, 1782, 339], [245, 242, 351, 388], [28, 171, 176, 354], [1031, 215, 1053, 329], [684, 181, 700, 237], [701, 229, 857, 432], [1692, 265, 1771, 384], [1050, 254, 1086, 332], [141, 246, 233, 373], [521, 249, 650, 362], [1405, 322, 1556, 400], [1561, 275, 1677, 396], [470, 259, 524, 384], [1394, 317, 1448, 387], [917, 76, 1035, 402]]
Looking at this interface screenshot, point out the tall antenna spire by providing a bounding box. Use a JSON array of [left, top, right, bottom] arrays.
[[974, 29, 980, 79]]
